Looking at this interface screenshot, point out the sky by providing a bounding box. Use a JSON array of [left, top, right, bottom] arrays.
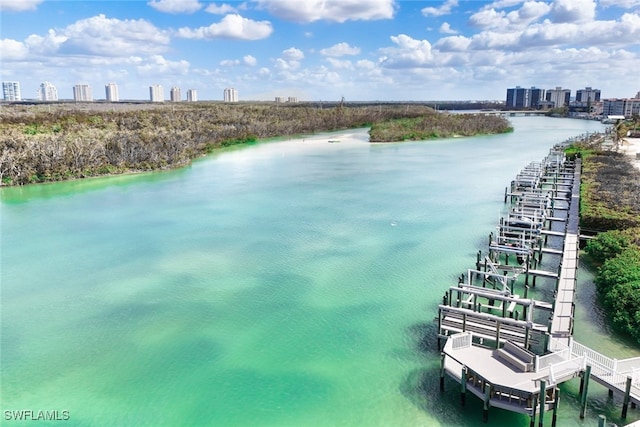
[[1, 0, 639, 102]]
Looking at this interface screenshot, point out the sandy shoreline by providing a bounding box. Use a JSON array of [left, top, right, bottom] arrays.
[[618, 137, 640, 170]]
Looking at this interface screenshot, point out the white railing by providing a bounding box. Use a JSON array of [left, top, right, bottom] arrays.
[[536, 349, 571, 372], [450, 332, 473, 351], [572, 341, 615, 371], [548, 356, 585, 385]]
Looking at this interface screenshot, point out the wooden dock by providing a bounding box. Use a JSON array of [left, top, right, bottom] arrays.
[[436, 136, 640, 425]]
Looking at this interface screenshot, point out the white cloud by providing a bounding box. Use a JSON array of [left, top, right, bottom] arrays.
[[435, 35, 471, 51], [326, 58, 354, 70], [481, 0, 526, 10], [255, 0, 395, 23], [439, 22, 458, 34], [469, 8, 509, 29], [220, 59, 240, 66], [176, 14, 273, 40], [320, 42, 361, 57], [0, 0, 43, 12], [379, 34, 433, 68], [0, 39, 29, 60], [205, 3, 238, 14], [470, 2, 551, 30], [274, 47, 304, 71], [244, 55, 257, 66], [147, 0, 202, 14], [136, 55, 190, 75], [422, 0, 458, 17], [58, 14, 170, 56], [599, 0, 640, 7], [549, 0, 596, 23], [356, 59, 376, 70], [282, 47, 304, 61]]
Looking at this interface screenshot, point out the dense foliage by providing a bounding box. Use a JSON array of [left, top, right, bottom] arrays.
[[368, 112, 512, 142], [0, 102, 437, 185], [589, 238, 640, 343]]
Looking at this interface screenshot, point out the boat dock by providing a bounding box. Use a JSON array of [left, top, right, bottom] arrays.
[[436, 136, 640, 425]]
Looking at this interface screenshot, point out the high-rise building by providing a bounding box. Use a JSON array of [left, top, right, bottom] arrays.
[[603, 98, 640, 119], [2, 81, 22, 101], [149, 84, 164, 102], [73, 84, 93, 102], [505, 86, 544, 109], [223, 87, 238, 102], [39, 81, 58, 101], [105, 83, 119, 102], [576, 87, 601, 103], [287, 96, 299, 103], [170, 86, 181, 102], [545, 87, 571, 108], [186, 89, 197, 102]]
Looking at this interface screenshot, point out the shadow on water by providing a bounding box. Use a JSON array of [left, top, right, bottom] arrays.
[[399, 367, 529, 427]]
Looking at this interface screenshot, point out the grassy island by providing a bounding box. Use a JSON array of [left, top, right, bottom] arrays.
[[368, 112, 512, 142], [0, 102, 511, 186]]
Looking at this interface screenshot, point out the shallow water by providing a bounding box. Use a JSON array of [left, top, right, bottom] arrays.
[[2, 117, 637, 426]]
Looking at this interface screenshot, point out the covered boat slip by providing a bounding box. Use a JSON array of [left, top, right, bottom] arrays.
[[436, 137, 640, 425]]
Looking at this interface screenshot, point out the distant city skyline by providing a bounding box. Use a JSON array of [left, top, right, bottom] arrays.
[[1, 1, 639, 101]]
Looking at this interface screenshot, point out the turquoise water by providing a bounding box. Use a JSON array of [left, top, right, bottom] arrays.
[[2, 117, 637, 426]]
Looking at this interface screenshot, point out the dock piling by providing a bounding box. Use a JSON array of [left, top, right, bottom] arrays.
[[579, 365, 591, 419], [622, 376, 632, 419]]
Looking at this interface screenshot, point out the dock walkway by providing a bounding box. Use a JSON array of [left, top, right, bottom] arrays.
[[436, 135, 640, 425]]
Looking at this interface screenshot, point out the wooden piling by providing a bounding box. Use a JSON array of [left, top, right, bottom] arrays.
[[439, 353, 445, 392], [622, 376, 632, 419], [551, 388, 559, 427], [482, 383, 490, 423], [538, 381, 546, 427], [460, 366, 467, 407], [580, 365, 591, 419]]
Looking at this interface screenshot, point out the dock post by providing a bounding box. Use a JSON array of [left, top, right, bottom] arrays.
[[439, 353, 446, 392], [530, 395, 538, 427], [598, 415, 606, 427], [460, 366, 467, 407], [622, 376, 632, 419], [538, 380, 546, 427], [579, 365, 591, 419], [482, 383, 490, 423], [551, 388, 559, 427]]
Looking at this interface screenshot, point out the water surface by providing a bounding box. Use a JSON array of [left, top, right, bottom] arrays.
[[2, 117, 637, 426]]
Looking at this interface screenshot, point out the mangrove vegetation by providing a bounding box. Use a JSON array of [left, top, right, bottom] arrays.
[[567, 136, 640, 343], [0, 102, 513, 186]]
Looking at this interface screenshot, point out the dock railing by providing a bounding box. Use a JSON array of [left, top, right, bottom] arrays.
[[572, 341, 616, 372], [536, 338, 572, 373]]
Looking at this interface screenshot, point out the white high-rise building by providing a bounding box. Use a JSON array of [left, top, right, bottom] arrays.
[[186, 89, 197, 102], [545, 86, 571, 108], [2, 81, 21, 101], [223, 87, 238, 102], [39, 81, 58, 101], [105, 83, 119, 102], [73, 84, 93, 102], [149, 84, 164, 102], [170, 86, 181, 102]]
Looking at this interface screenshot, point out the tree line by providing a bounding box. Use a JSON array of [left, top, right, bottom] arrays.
[[0, 102, 435, 185]]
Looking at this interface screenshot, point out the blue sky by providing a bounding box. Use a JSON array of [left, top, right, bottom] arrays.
[[1, 0, 639, 101]]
